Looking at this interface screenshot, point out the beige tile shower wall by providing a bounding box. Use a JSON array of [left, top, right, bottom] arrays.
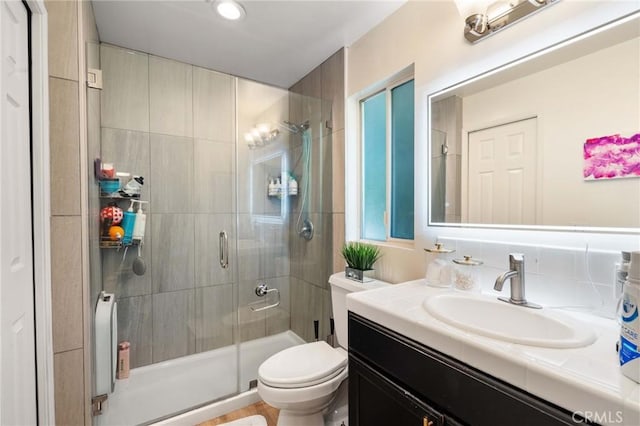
[[288, 49, 345, 342], [47, 0, 99, 424]]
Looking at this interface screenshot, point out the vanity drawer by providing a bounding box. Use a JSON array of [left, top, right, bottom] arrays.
[[348, 312, 595, 426]]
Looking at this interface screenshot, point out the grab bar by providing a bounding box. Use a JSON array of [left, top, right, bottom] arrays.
[[250, 281, 280, 312], [219, 231, 228, 269]]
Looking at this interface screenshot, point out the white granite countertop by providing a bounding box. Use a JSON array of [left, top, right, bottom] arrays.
[[346, 278, 640, 426]]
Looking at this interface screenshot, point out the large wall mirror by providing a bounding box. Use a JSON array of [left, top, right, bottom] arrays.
[[429, 14, 640, 230]]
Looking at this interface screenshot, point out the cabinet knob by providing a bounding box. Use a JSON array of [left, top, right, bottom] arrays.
[[423, 417, 433, 426]]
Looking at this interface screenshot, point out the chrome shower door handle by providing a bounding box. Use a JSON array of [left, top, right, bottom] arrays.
[[219, 231, 229, 269]]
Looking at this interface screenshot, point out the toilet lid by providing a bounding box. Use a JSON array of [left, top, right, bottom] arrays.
[[258, 341, 347, 389]]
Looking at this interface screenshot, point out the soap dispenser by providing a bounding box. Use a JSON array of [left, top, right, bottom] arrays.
[[132, 200, 148, 242], [121, 201, 136, 245]]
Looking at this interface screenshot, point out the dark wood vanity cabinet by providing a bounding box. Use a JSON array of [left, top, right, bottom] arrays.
[[348, 313, 595, 426]]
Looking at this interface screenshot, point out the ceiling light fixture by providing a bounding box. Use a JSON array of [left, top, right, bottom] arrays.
[[214, 0, 246, 21], [454, 0, 557, 43]]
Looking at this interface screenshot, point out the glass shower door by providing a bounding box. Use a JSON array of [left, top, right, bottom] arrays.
[[91, 43, 242, 425], [234, 80, 330, 392], [235, 79, 298, 392]]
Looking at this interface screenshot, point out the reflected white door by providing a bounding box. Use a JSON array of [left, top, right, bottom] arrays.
[[0, 1, 38, 424], [467, 118, 537, 225]]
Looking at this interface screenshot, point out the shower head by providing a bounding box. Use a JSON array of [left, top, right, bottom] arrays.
[[279, 120, 310, 134]]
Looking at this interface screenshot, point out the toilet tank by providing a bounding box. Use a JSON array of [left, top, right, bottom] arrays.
[[329, 273, 390, 349]]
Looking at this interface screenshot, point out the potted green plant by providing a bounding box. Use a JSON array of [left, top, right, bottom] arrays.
[[341, 242, 382, 282]]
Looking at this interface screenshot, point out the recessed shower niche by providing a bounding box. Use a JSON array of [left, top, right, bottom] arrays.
[[253, 152, 288, 221]]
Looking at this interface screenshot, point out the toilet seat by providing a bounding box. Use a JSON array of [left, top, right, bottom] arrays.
[[257, 366, 348, 408], [258, 341, 347, 389]]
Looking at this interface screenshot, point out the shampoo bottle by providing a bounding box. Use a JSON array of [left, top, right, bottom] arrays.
[[620, 250, 640, 383], [132, 200, 148, 242], [268, 179, 276, 196], [121, 201, 136, 245], [117, 341, 130, 379], [289, 173, 298, 196], [275, 178, 282, 198]]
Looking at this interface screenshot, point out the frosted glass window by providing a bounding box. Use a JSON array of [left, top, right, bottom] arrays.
[[390, 80, 414, 239], [359, 78, 414, 243], [361, 92, 387, 241]]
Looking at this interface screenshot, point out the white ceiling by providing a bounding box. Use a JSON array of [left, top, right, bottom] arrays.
[[92, 0, 406, 88]]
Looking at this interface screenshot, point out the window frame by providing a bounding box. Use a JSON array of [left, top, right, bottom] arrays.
[[359, 74, 415, 244]]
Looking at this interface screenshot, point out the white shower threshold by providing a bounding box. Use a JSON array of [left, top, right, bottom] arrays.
[[97, 331, 304, 426]]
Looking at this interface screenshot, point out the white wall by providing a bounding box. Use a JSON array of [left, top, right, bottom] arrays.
[[463, 37, 640, 228], [346, 0, 640, 286]]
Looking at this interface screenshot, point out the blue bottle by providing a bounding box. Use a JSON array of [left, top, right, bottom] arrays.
[[620, 251, 640, 383], [121, 201, 136, 245]]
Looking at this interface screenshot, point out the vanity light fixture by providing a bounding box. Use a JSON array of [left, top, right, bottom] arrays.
[[244, 123, 280, 150], [454, 0, 557, 43], [213, 0, 246, 21]]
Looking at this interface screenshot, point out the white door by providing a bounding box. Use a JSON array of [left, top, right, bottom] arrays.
[[0, 1, 38, 424], [467, 118, 537, 225]]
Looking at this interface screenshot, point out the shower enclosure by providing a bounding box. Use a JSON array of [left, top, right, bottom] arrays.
[[87, 43, 332, 425]]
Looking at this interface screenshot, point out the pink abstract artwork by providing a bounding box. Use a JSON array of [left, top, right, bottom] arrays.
[[583, 133, 640, 180]]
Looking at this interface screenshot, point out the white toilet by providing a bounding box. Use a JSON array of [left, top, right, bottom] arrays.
[[257, 273, 390, 426]]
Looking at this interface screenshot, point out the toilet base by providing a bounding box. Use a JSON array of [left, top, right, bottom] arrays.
[[324, 378, 348, 426], [277, 410, 324, 426], [270, 381, 349, 426], [258, 371, 348, 426]]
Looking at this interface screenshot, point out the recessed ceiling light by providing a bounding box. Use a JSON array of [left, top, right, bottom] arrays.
[[214, 0, 246, 21]]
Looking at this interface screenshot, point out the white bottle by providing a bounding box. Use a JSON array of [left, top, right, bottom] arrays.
[[620, 250, 640, 383], [132, 200, 148, 242], [275, 178, 282, 198], [268, 179, 275, 196], [289, 174, 298, 196]]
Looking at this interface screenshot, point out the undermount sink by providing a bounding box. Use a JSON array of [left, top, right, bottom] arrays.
[[423, 293, 597, 348]]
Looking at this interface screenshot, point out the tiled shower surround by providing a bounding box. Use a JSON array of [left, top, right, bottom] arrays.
[[288, 49, 346, 343], [98, 44, 239, 367], [97, 44, 344, 369]]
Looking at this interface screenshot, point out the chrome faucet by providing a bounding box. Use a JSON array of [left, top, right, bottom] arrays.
[[494, 253, 541, 309]]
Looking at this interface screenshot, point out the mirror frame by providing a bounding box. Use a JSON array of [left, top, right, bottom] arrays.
[[427, 11, 640, 234]]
